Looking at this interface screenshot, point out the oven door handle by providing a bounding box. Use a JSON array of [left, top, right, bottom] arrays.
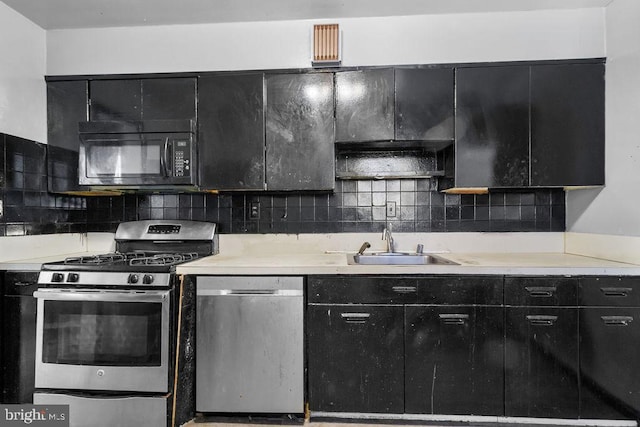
[[161, 137, 171, 177], [33, 289, 170, 303]]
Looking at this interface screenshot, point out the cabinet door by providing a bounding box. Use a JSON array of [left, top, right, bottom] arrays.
[[142, 77, 196, 120], [505, 307, 579, 418], [2, 296, 37, 403], [46, 80, 88, 193], [395, 68, 454, 141], [307, 304, 404, 413], [198, 74, 265, 190], [405, 305, 503, 415], [335, 69, 394, 142], [456, 66, 530, 187], [266, 73, 334, 191], [90, 79, 141, 121], [580, 308, 640, 419], [531, 63, 605, 186]]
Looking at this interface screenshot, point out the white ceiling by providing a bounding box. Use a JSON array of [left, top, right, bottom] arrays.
[[1, 0, 613, 30]]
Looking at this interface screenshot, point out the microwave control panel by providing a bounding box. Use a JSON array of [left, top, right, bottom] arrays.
[[173, 139, 191, 177]]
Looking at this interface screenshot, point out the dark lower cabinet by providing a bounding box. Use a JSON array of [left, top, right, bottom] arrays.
[[580, 307, 640, 419], [307, 304, 404, 413], [405, 305, 504, 415], [1, 272, 38, 404], [505, 307, 579, 418]]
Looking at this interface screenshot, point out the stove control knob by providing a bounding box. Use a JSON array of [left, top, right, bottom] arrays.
[[143, 274, 154, 285], [128, 274, 139, 284], [67, 273, 80, 283], [52, 273, 65, 282]]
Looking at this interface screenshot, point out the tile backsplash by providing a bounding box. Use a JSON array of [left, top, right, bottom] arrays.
[[0, 135, 566, 236]]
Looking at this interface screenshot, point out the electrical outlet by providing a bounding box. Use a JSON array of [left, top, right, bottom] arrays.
[[386, 201, 396, 218], [249, 202, 260, 219]]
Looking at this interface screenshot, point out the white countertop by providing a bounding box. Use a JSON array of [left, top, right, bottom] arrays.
[[176, 232, 640, 276], [2, 231, 640, 276]]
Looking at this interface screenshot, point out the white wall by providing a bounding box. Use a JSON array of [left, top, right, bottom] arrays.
[[566, 0, 640, 236], [0, 2, 46, 142], [46, 8, 605, 75]]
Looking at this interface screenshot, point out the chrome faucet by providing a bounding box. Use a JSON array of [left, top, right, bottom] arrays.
[[382, 226, 395, 253]]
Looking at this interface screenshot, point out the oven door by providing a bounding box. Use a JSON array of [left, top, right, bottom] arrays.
[[78, 132, 195, 186], [34, 289, 171, 393]]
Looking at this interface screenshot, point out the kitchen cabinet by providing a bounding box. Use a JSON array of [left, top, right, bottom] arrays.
[[531, 63, 605, 186], [579, 276, 640, 419], [395, 68, 454, 141], [265, 72, 335, 191], [1, 272, 38, 404], [46, 79, 88, 193], [307, 303, 404, 413], [335, 69, 394, 143], [405, 305, 503, 415], [455, 66, 530, 187], [198, 73, 265, 191], [307, 275, 503, 416], [451, 60, 604, 190], [504, 277, 579, 418], [89, 77, 196, 121]]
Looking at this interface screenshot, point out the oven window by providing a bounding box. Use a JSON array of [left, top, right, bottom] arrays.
[[42, 300, 163, 366]]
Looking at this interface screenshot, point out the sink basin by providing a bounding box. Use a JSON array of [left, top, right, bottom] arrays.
[[347, 252, 459, 265]]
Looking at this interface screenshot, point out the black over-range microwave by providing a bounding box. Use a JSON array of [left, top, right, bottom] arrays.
[[78, 120, 197, 189]]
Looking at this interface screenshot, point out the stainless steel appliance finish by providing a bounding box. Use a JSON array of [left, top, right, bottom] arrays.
[[34, 288, 171, 392], [35, 220, 218, 427], [196, 276, 304, 413], [78, 120, 196, 189], [34, 393, 167, 427]]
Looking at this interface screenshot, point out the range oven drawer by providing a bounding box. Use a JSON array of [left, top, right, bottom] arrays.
[[34, 288, 172, 393]]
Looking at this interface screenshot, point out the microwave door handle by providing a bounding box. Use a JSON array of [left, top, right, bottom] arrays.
[[161, 137, 171, 177]]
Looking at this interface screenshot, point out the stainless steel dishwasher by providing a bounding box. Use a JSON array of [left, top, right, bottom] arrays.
[[196, 276, 304, 413]]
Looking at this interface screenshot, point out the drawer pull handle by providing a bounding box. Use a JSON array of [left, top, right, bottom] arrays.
[[341, 312, 370, 324], [601, 316, 633, 326], [525, 286, 556, 297], [438, 313, 469, 325], [526, 315, 558, 326], [600, 287, 632, 297], [13, 282, 33, 287], [392, 286, 417, 294]]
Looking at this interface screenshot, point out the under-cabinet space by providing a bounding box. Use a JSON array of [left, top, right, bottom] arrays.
[[335, 149, 448, 180]]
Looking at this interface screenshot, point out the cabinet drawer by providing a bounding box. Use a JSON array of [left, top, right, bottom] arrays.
[[416, 275, 503, 305], [308, 276, 418, 304], [580, 276, 640, 307], [505, 276, 577, 306]]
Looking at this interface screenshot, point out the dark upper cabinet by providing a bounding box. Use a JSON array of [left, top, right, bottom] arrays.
[[46, 80, 88, 193], [307, 304, 404, 413], [456, 66, 530, 187], [89, 77, 196, 121], [198, 74, 265, 191], [335, 69, 394, 142], [265, 72, 335, 191], [505, 307, 579, 418], [530, 63, 605, 186], [395, 67, 454, 141], [405, 305, 504, 415]]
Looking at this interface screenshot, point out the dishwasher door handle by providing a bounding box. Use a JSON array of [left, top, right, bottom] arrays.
[[198, 289, 303, 297]]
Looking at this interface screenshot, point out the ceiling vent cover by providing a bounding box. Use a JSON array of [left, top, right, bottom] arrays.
[[312, 24, 341, 67]]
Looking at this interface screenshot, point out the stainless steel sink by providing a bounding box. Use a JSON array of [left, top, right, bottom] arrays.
[[347, 252, 459, 265]]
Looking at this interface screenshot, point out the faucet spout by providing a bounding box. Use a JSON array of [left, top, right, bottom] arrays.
[[382, 227, 395, 253]]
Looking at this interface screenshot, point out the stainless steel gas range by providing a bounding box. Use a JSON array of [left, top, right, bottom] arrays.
[[33, 220, 218, 427]]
